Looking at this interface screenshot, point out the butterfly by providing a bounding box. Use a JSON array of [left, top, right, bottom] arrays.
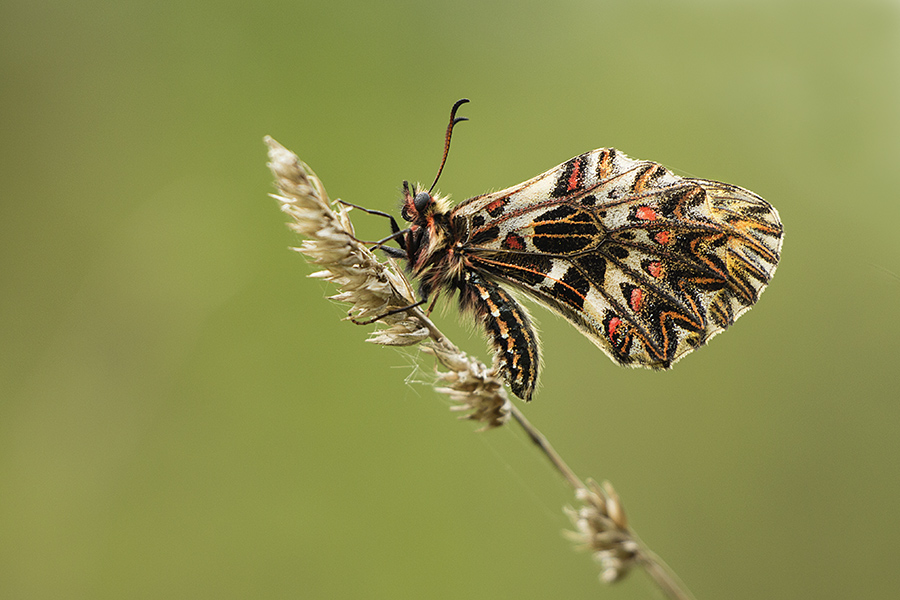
[[358, 99, 783, 401]]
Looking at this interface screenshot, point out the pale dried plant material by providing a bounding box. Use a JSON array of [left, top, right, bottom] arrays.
[[265, 137, 694, 599], [565, 479, 638, 583], [265, 137, 421, 336], [427, 342, 510, 429], [265, 136, 509, 428]]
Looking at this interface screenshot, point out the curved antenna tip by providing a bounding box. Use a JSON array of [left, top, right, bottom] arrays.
[[428, 99, 471, 194]]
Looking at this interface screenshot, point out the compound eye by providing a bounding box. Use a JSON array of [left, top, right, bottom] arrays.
[[414, 191, 431, 212]]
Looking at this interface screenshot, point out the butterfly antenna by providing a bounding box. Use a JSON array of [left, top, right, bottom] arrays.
[[428, 98, 469, 194]]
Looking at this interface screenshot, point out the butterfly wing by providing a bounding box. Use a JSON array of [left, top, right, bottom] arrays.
[[454, 148, 783, 368]]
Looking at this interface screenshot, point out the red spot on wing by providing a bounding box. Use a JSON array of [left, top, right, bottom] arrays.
[[485, 198, 506, 217], [608, 316, 621, 338], [567, 157, 582, 192], [636, 206, 658, 221], [647, 261, 662, 278], [630, 288, 643, 312], [654, 231, 671, 245], [502, 233, 525, 250]]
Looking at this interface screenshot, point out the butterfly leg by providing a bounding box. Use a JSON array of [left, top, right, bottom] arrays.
[[338, 200, 408, 252], [349, 297, 428, 325]]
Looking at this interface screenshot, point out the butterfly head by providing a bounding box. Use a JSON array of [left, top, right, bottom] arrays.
[[400, 181, 450, 223]]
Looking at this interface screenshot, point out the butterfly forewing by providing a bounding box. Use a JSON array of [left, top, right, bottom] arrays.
[[454, 148, 783, 372]]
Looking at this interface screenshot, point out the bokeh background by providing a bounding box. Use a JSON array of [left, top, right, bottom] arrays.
[[2, 1, 899, 598]]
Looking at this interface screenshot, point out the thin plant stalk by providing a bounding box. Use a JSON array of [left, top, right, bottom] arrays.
[[266, 136, 696, 600]]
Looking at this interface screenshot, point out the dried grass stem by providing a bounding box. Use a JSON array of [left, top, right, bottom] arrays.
[[266, 136, 696, 600]]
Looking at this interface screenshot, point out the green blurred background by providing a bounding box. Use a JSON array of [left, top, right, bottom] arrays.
[[2, 1, 899, 598]]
